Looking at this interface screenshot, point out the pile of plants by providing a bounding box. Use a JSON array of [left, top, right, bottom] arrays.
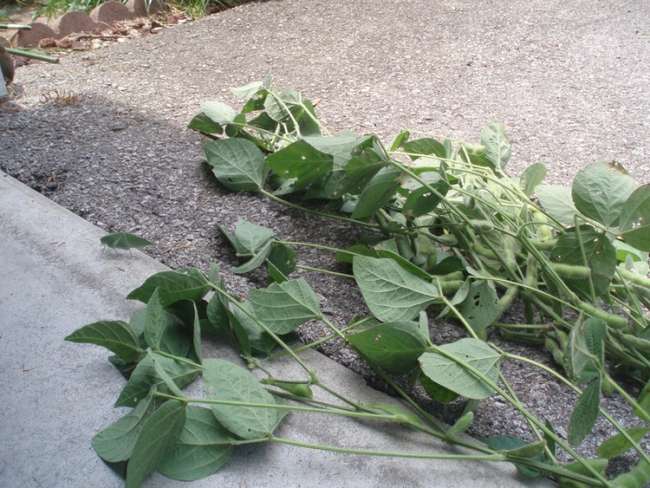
[[68, 79, 650, 487]]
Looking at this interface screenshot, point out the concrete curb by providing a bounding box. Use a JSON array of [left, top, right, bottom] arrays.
[[0, 172, 549, 487]]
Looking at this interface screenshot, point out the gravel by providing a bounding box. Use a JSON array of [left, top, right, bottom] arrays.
[[2, 0, 650, 477]]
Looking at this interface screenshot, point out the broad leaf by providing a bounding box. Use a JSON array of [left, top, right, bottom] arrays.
[[481, 123, 511, 171], [420, 374, 458, 403], [158, 406, 236, 481], [419, 338, 500, 400], [401, 138, 446, 160], [203, 359, 282, 439], [204, 138, 267, 192], [65, 321, 142, 363], [536, 184, 577, 225], [191, 302, 202, 363], [566, 317, 606, 383], [520, 163, 547, 196], [352, 166, 402, 219], [568, 377, 601, 447], [200, 101, 237, 125], [249, 278, 322, 334], [116, 352, 200, 407], [403, 178, 450, 218], [267, 242, 296, 283], [597, 427, 649, 459], [572, 161, 637, 227], [126, 400, 186, 488], [143, 288, 166, 349], [347, 321, 428, 374], [228, 301, 276, 356], [353, 256, 438, 322], [92, 391, 155, 463], [619, 184, 650, 251], [303, 133, 359, 168], [551, 226, 616, 297], [101, 232, 151, 250], [232, 240, 273, 274], [266, 140, 333, 190], [127, 270, 210, 307], [458, 281, 499, 337], [233, 219, 275, 255], [187, 113, 220, 135]]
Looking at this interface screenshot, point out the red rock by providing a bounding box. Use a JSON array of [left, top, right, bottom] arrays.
[[51, 12, 100, 36], [90, 1, 134, 24], [16, 22, 60, 47]]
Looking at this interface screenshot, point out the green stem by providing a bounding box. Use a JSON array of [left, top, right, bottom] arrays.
[[296, 264, 353, 279], [271, 435, 505, 461], [6, 47, 59, 63], [604, 372, 650, 424], [260, 189, 381, 231]]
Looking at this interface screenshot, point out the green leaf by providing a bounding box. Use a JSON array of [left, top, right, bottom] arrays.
[[204, 138, 267, 192], [264, 89, 301, 121], [203, 359, 283, 439], [389, 130, 410, 151], [92, 391, 155, 463], [353, 256, 439, 322], [158, 406, 236, 481], [419, 338, 500, 400], [551, 226, 616, 297], [304, 133, 359, 169], [403, 179, 450, 218], [233, 219, 275, 255], [188, 112, 221, 135], [480, 123, 511, 171], [536, 184, 577, 226], [231, 80, 265, 100], [448, 411, 474, 436], [143, 289, 166, 349], [352, 166, 402, 219], [337, 243, 432, 282], [458, 281, 499, 337], [127, 270, 210, 307], [116, 352, 200, 407], [401, 138, 446, 160], [520, 163, 547, 196], [347, 321, 428, 374], [484, 436, 544, 478], [248, 278, 322, 335], [612, 460, 650, 488], [636, 381, 650, 420], [191, 302, 202, 363], [597, 426, 649, 459], [126, 400, 186, 488], [201, 101, 237, 125], [568, 377, 601, 447], [572, 161, 637, 227], [267, 140, 333, 191], [228, 301, 276, 356], [65, 321, 142, 363], [267, 242, 296, 283], [419, 374, 459, 403], [619, 184, 650, 251], [232, 240, 273, 274], [100, 232, 152, 250], [261, 379, 313, 399], [206, 293, 228, 334]]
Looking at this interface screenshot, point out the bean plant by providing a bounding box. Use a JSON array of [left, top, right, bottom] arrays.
[[68, 79, 650, 487]]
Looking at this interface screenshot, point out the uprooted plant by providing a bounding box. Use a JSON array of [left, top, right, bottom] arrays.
[[67, 79, 650, 487]]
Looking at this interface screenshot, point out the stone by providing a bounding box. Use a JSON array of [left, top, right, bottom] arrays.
[[89, 1, 134, 24], [50, 11, 100, 36], [125, 0, 162, 18], [15, 22, 60, 48]]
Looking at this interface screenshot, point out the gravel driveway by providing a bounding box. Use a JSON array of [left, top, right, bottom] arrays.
[[2, 0, 649, 473]]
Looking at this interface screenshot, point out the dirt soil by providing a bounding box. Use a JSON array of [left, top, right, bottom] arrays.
[[2, 0, 650, 476]]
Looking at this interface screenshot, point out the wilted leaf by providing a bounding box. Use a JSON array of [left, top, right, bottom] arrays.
[[568, 378, 601, 447], [520, 163, 547, 196]]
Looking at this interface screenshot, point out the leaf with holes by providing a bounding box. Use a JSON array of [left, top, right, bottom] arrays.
[[204, 138, 267, 192], [347, 321, 428, 374], [458, 281, 499, 338]]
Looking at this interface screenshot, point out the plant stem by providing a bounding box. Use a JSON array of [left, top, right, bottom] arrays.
[[296, 264, 354, 279], [260, 189, 381, 230], [270, 436, 506, 461]]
